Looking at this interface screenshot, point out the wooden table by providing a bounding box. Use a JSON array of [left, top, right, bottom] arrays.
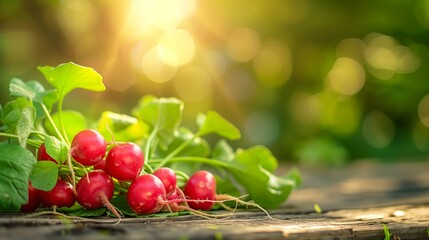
[[1, 159, 429, 239]]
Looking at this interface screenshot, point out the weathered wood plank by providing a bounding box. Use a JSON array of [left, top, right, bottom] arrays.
[[1, 159, 428, 239], [1, 204, 428, 239]]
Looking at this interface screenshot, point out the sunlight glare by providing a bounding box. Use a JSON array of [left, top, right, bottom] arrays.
[[141, 46, 178, 83], [125, 0, 197, 37], [159, 29, 195, 67]]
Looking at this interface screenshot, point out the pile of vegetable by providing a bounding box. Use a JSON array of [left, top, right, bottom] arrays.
[[0, 62, 300, 218]]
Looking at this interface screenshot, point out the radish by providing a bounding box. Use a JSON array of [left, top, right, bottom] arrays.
[[93, 159, 107, 172], [153, 167, 177, 196], [106, 143, 144, 181], [70, 129, 107, 166], [37, 143, 57, 163], [76, 170, 114, 209], [39, 179, 75, 208], [183, 170, 216, 211], [127, 174, 166, 214], [20, 182, 40, 212]]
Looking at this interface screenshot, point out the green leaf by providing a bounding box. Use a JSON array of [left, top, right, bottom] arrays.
[[215, 175, 241, 202], [132, 96, 183, 148], [30, 161, 59, 191], [16, 106, 36, 147], [67, 207, 107, 217], [228, 146, 298, 208], [383, 224, 391, 240], [0, 144, 36, 211], [236, 146, 278, 172], [110, 195, 137, 217], [44, 110, 87, 141], [96, 111, 149, 142], [154, 127, 210, 158], [44, 136, 69, 164], [314, 203, 322, 213], [212, 140, 235, 162], [2, 97, 32, 133], [10, 78, 43, 102], [40, 89, 58, 112], [197, 111, 241, 140], [38, 62, 105, 99], [9, 78, 58, 116], [1, 98, 36, 147]]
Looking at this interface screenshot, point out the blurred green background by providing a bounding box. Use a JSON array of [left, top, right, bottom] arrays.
[[1, 0, 429, 165]]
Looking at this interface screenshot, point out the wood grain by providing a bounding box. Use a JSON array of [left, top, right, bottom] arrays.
[[1, 159, 429, 240]]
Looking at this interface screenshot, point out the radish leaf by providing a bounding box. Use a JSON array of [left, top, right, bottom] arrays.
[[132, 96, 183, 148], [16, 105, 35, 147], [44, 136, 69, 164], [96, 111, 149, 142], [30, 160, 59, 191], [0, 144, 36, 211], [38, 62, 105, 100], [43, 110, 87, 141], [197, 111, 241, 140], [228, 146, 299, 209]]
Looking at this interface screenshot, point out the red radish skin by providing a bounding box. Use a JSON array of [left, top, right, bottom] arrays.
[[37, 143, 57, 163], [39, 179, 75, 208], [127, 174, 166, 214], [167, 190, 180, 200], [20, 182, 40, 212], [106, 143, 144, 181], [93, 159, 107, 172], [153, 167, 177, 196], [76, 170, 114, 209], [71, 129, 107, 166], [183, 170, 216, 211]]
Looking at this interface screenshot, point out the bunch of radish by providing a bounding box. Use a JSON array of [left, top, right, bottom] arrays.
[[21, 129, 233, 218], [1, 62, 299, 218]]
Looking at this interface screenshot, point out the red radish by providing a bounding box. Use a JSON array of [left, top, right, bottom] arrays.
[[183, 170, 216, 211], [167, 190, 180, 201], [39, 179, 75, 208], [153, 167, 177, 196], [70, 129, 107, 166], [37, 143, 57, 163], [106, 143, 144, 181], [20, 182, 40, 212], [93, 159, 107, 172], [76, 170, 114, 209], [127, 174, 166, 214]]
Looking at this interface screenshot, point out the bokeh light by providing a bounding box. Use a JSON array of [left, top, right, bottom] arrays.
[[103, 57, 135, 92], [253, 39, 292, 88], [141, 46, 178, 83], [1, 1, 429, 163], [158, 29, 195, 67], [319, 91, 361, 136], [412, 122, 429, 151], [364, 33, 420, 80], [418, 94, 429, 127], [56, 0, 99, 37], [325, 57, 365, 96], [226, 27, 261, 62], [362, 111, 395, 149]]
